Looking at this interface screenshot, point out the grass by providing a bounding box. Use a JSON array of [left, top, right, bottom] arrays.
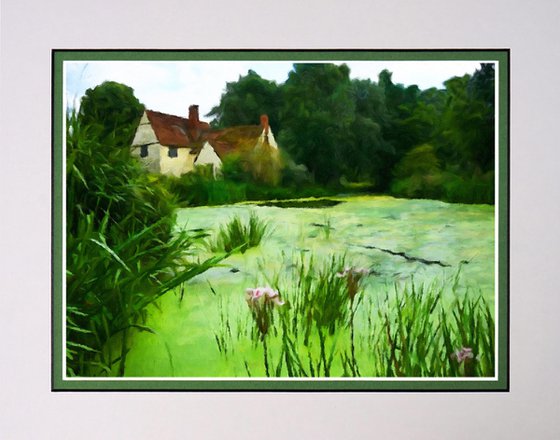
[[289, 254, 350, 341], [367, 277, 494, 377], [277, 254, 368, 377], [213, 254, 495, 378], [210, 212, 270, 253], [319, 215, 334, 240]]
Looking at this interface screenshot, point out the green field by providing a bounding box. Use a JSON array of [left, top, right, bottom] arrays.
[[123, 195, 495, 378]]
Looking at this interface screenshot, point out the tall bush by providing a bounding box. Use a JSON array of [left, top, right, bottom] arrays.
[[66, 111, 222, 376]]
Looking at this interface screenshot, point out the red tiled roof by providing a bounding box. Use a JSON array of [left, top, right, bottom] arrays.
[[145, 110, 211, 147], [143, 109, 270, 159]]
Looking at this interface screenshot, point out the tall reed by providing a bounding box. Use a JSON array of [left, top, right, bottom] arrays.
[[370, 281, 494, 377], [214, 253, 495, 378], [66, 111, 223, 376], [210, 212, 270, 253]]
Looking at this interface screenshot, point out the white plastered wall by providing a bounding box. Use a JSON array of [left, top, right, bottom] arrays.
[[130, 112, 161, 173], [131, 112, 154, 145], [194, 141, 222, 176], [159, 146, 195, 177], [256, 128, 278, 149]]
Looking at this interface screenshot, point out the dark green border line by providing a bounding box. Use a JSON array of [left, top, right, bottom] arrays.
[[52, 51, 64, 390], [53, 49, 507, 63], [502, 51, 511, 390], [54, 378, 506, 391], [52, 49, 509, 392]]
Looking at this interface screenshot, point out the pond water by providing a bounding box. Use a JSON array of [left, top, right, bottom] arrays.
[[123, 195, 495, 377]]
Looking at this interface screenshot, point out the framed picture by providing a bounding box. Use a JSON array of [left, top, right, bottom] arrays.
[[52, 49, 509, 391]]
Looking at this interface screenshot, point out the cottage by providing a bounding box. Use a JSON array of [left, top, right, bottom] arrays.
[[131, 105, 213, 176], [131, 105, 279, 180]]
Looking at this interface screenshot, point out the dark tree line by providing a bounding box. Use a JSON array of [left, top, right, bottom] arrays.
[[76, 66, 495, 205], [208, 63, 496, 203]]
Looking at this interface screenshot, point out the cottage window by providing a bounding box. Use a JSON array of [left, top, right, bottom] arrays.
[[140, 145, 149, 158], [168, 147, 178, 158]]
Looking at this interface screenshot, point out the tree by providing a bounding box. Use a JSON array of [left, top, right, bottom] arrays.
[[207, 70, 282, 130], [466, 63, 495, 171], [391, 144, 443, 199], [388, 63, 496, 203], [441, 64, 495, 172], [341, 79, 393, 185], [278, 63, 356, 184], [204, 62, 495, 202], [78, 81, 144, 146], [377, 70, 433, 189]]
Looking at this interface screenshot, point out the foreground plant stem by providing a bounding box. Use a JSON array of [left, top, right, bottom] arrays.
[[350, 306, 360, 376], [262, 336, 270, 377], [385, 314, 403, 377], [318, 328, 329, 377], [118, 327, 128, 376]]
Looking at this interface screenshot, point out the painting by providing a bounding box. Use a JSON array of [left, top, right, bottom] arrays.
[[52, 50, 509, 391]]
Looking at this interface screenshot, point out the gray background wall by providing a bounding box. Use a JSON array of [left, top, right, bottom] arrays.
[[1, 0, 558, 438]]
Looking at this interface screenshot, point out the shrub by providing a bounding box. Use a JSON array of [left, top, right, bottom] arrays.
[[441, 171, 494, 204], [167, 168, 248, 206], [390, 144, 444, 199], [221, 153, 252, 184], [66, 111, 222, 377], [78, 81, 144, 147], [390, 144, 495, 204], [211, 212, 270, 253]]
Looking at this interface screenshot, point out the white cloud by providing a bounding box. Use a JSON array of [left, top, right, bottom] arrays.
[[65, 61, 293, 118], [64, 59, 486, 119]]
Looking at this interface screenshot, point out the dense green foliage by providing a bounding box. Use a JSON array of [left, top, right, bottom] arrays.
[[66, 84, 222, 376], [164, 158, 339, 207], [280, 65, 397, 186], [208, 63, 496, 204], [79, 81, 144, 146], [207, 70, 282, 131]]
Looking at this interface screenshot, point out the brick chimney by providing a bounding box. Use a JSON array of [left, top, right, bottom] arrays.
[[260, 114, 269, 134], [188, 105, 200, 123]]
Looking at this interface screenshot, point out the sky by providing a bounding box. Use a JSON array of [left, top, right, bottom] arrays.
[[64, 60, 484, 119]]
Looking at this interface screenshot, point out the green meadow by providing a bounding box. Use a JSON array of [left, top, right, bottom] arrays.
[[123, 196, 495, 377]]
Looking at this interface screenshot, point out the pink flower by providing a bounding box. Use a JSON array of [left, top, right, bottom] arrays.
[[452, 347, 475, 363], [245, 287, 284, 307], [335, 266, 370, 302], [245, 287, 263, 302], [245, 286, 284, 337]]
